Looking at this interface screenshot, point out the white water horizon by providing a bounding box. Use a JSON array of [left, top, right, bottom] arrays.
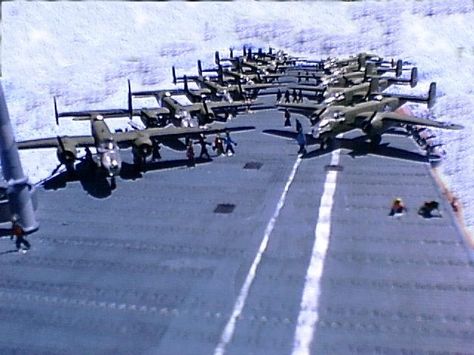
[[1, 0, 473, 234]]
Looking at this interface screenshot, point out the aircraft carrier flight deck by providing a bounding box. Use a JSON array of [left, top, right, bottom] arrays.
[[1, 51, 473, 355], [1, 106, 473, 354]]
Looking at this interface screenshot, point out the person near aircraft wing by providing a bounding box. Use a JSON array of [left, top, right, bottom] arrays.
[[295, 119, 302, 133], [297, 89, 304, 103], [296, 129, 307, 156], [276, 89, 282, 103], [186, 140, 195, 167], [224, 130, 238, 156], [284, 109, 291, 127], [17, 99, 255, 182], [197, 134, 211, 160], [213, 134, 225, 156], [292, 89, 298, 103]]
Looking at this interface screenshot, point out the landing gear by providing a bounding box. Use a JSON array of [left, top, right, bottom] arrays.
[[133, 154, 146, 173], [369, 135, 382, 148], [321, 137, 334, 151], [110, 176, 117, 190]]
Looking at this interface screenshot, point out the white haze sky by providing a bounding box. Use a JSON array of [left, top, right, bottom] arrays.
[[1, 0, 474, 231]]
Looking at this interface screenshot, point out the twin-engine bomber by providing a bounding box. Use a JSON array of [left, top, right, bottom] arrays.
[[16, 47, 462, 189]]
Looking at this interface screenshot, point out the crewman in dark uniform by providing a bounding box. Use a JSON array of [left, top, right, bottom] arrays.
[[296, 130, 307, 156], [284, 89, 291, 103], [292, 89, 298, 103], [197, 134, 211, 160], [152, 140, 161, 161], [10, 215, 30, 253], [276, 89, 282, 103], [213, 134, 225, 156], [186, 140, 195, 167], [84, 147, 93, 162], [298, 89, 304, 103], [295, 119, 302, 133], [224, 130, 238, 156], [284, 109, 291, 127]]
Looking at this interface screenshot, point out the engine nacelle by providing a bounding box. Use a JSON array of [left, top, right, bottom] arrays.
[[132, 134, 153, 159], [56, 139, 77, 165]]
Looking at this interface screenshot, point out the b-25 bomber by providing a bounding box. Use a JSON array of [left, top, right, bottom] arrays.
[[16, 98, 255, 186]]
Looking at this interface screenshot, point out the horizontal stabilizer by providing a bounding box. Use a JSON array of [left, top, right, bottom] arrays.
[[382, 82, 436, 109], [58, 109, 133, 120]]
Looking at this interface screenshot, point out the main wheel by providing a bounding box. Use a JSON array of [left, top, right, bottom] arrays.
[[370, 135, 382, 147]]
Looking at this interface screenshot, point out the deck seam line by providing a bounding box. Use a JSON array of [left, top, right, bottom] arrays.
[[214, 157, 302, 355], [292, 148, 341, 355]]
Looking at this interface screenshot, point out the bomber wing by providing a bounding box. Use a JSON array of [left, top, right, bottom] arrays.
[[277, 102, 323, 111], [113, 125, 255, 145], [370, 112, 464, 130], [240, 83, 282, 90], [262, 129, 320, 145], [57, 109, 133, 119], [17, 135, 96, 149], [205, 101, 251, 110]]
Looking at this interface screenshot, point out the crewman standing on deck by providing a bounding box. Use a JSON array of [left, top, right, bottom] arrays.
[[389, 197, 407, 216], [11, 215, 30, 253]]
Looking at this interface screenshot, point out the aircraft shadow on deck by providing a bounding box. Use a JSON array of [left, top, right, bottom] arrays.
[[42, 157, 213, 199], [263, 129, 428, 163]]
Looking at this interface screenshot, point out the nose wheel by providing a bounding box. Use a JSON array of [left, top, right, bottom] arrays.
[[320, 137, 334, 151], [110, 176, 117, 190], [369, 135, 382, 147]]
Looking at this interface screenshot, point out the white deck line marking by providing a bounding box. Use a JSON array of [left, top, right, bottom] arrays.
[[292, 149, 341, 355], [214, 157, 302, 355]]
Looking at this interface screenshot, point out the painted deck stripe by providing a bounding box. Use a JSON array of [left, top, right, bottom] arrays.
[[291, 149, 341, 355], [214, 157, 302, 355]]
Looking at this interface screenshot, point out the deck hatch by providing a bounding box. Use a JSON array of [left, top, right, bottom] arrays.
[[243, 162, 263, 170], [214, 204, 236, 214]]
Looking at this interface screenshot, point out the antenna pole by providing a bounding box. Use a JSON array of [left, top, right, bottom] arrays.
[[0, 81, 39, 232]]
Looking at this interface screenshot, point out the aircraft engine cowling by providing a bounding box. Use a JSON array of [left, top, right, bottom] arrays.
[[132, 135, 153, 159], [56, 140, 77, 165]]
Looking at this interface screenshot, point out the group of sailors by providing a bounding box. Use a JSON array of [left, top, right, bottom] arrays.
[[407, 125, 447, 162], [389, 197, 445, 219], [276, 89, 304, 104], [184, 130, 238, 167]]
